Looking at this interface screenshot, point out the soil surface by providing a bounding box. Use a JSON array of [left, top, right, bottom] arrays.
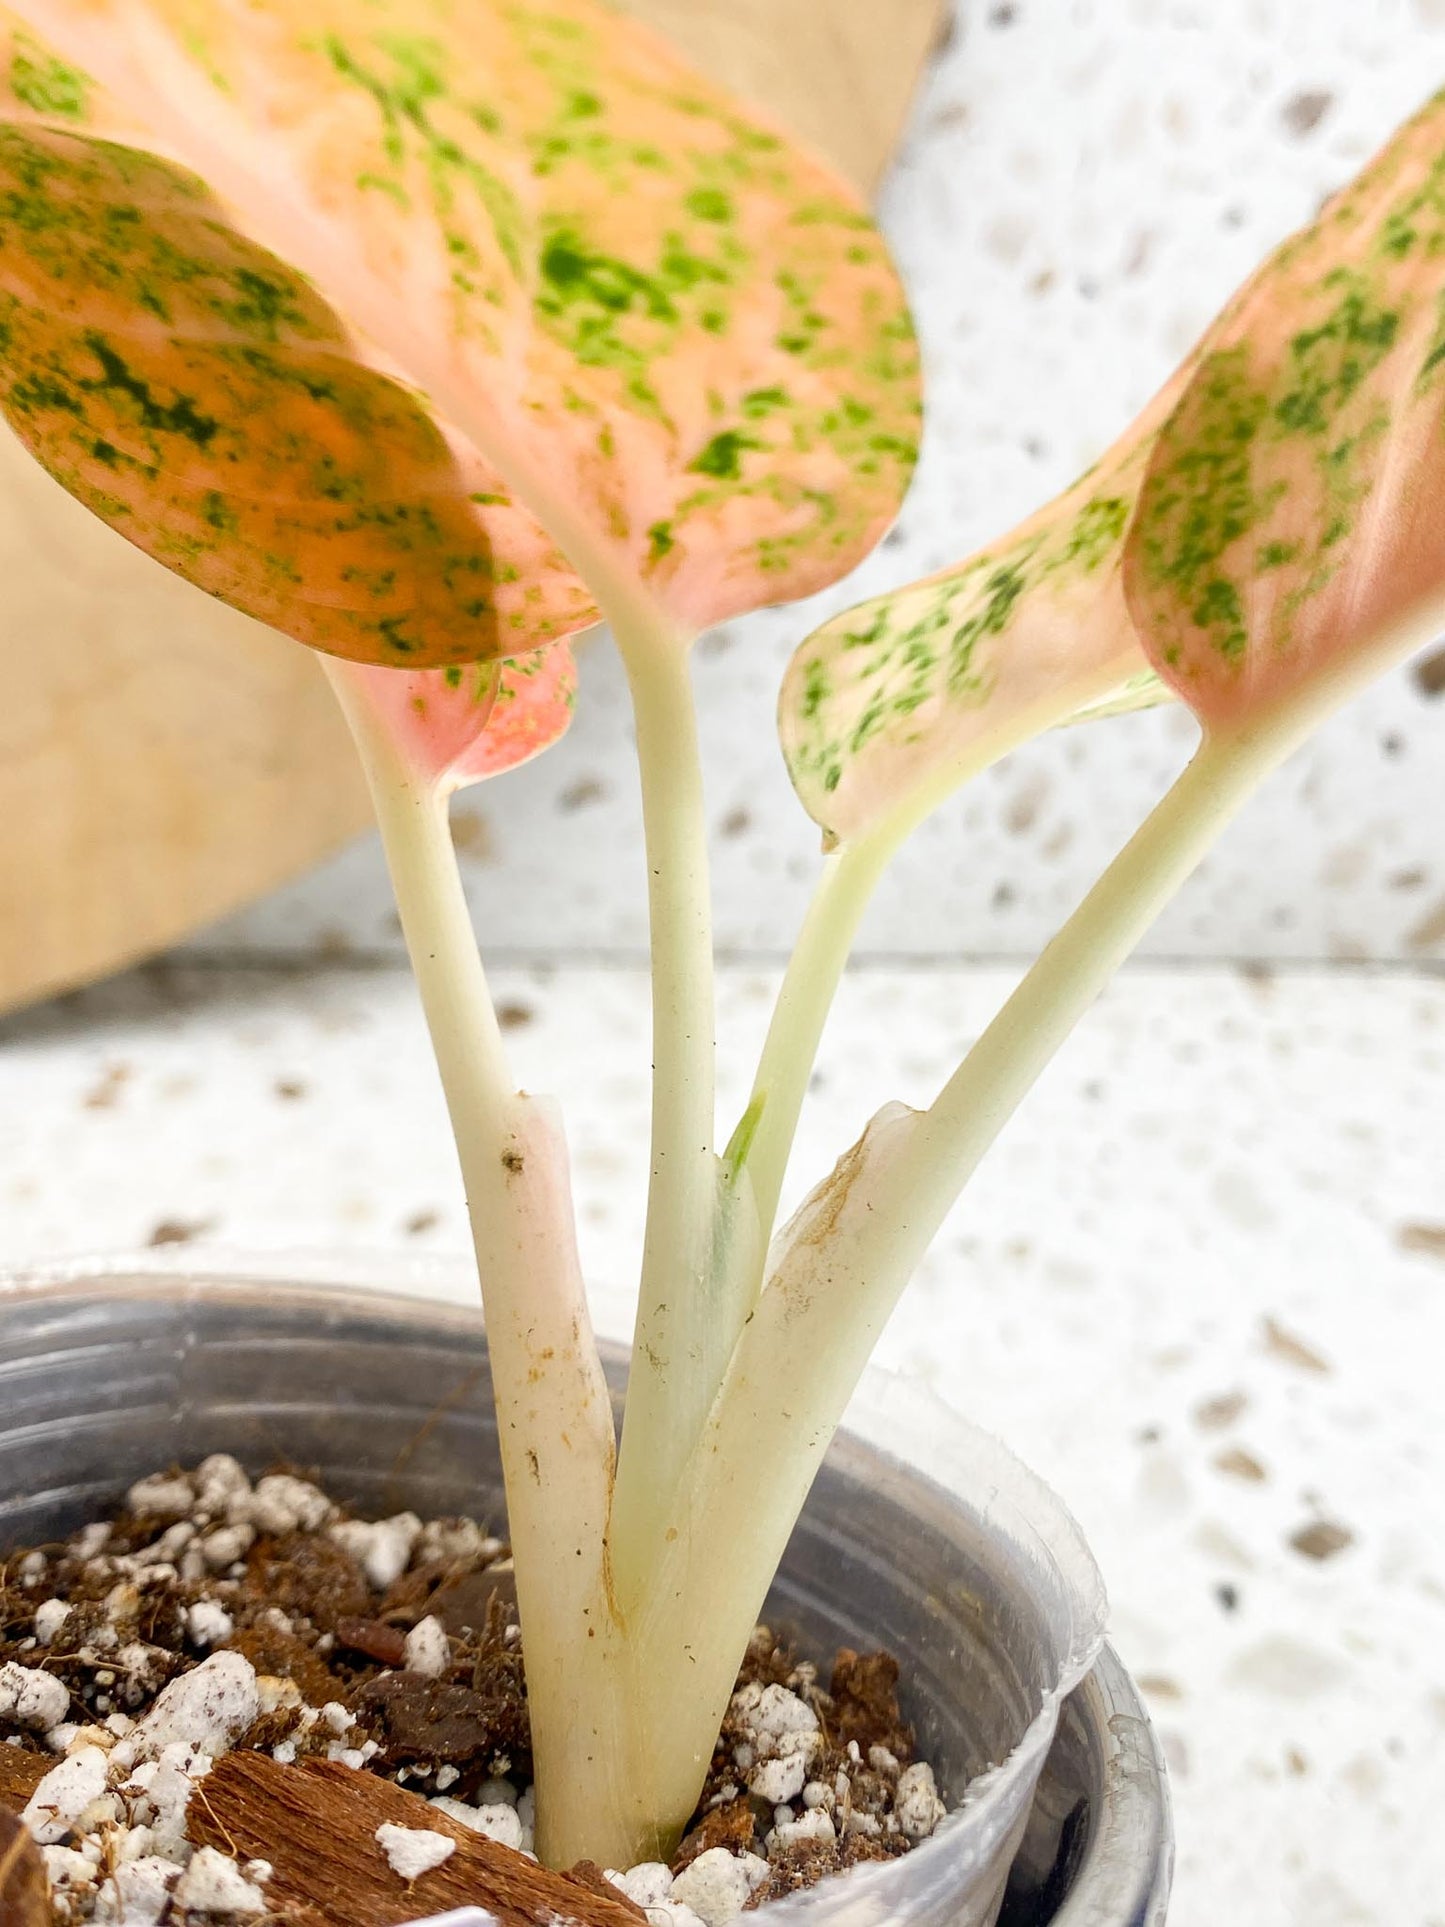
[[0, 1460, 949, 1924]]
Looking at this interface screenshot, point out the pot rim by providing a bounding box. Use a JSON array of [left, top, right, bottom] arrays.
[[0, 1252, 1154, 1924]]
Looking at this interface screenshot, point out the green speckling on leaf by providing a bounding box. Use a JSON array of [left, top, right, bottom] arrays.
[[741, 385, 788, 418], [1190, 577, 1247, 658], [1275, 272, 1399, 437], [202, 491, 238, 533], [685, 186, 733, 223], [801, 657, 830, 719], [1135, 347, 1269, 646], [647, 519, 674, 560], [1055, 494, 1130, 572], [9, 35, 90, 121], [688, 429, 757, 480]]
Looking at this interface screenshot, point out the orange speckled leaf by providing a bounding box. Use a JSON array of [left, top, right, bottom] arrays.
[[779, 376, 1186, 849], [10, 0, 920, 640], [341, 641, 578, 794], [1124, 88, 1445, 727], [0, 14, 597, 667]]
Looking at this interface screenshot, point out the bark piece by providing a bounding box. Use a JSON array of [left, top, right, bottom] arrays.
[[673, 1796, 760, 1871], [357, 1672, 526, 1771], [335, 1619, 409, 1667], [0, 1806, 52, 1926], [429, 1566, 518, 1636], [189, 1752, 646, 1927]]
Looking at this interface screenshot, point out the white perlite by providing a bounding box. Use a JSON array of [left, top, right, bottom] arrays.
[[33, 1599, 71, 1646], [403, 1615, 450, 1678], [643, 1904, 709, 1927], [194, 1454, 251, 1515], [894, 1761, 946, 1840], [768, 1809, 836, 1852], [199, 1523, 254, 1570], [134, 1650, 258, 1759], [428, 1796, 524, 1851], [728, 1681, 821, 1807], [608, 1863, 674, 1908], [171, 1846, 268, 1916], [670, 1848, 769, 1926], [186, 1600, 235, 1648], [23, 1745, 109, 1844], [747, 1754, 808, 1805], [244, 1474, 335, 1536], [376, 1822, 458, 1880], [92, 1854, 180, 1925], [329, 1512, 422, 1589], [125, 1474, 194, 1522], [0, 1658, 69, 1730]]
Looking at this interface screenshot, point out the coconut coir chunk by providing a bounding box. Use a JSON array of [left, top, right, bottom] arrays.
[[189, 1751, 645, 1927]]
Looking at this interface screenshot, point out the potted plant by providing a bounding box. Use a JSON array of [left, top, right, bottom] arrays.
[[0, 2, 1438, 1920]]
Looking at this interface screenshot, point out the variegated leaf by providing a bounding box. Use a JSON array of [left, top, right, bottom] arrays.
[[1124, 88, 1445, 725], [779, 374, 1187, 849], [340, 641, 578, 793], [8, 0, 919, 642], [0, 13, 596, 666]]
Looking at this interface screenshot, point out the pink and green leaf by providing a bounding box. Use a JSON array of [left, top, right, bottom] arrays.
[[0, 13, 597, 667], [778, 376, 1186, 850], [1123, 88, 1445, 726], [339, 642, 579, 795], [5, 0, 920, 643]]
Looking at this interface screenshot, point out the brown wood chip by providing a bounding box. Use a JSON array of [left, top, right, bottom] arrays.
[[335, 1618, 409, 1667], [189, 1752, 646, 1927], [0, 1807, 52, 1926], [673, 1795, 759, 1872]]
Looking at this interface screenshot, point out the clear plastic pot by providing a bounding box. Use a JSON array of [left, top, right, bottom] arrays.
[[0, 1258, 1172, 1925]]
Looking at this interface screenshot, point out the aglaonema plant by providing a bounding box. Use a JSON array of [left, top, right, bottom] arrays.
[[0, 0, 919, 1865], [0, 0, 1440, 1877]]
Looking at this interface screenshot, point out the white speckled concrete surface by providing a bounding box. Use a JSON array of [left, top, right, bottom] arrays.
[[2, 959, 1442, 1927]]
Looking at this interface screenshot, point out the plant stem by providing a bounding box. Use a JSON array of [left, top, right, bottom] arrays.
[[741, 832, 895, 1245], [606, 616, 721, 1594], [628, 718, 1298, 1720], [325, 665, 619, 1868]]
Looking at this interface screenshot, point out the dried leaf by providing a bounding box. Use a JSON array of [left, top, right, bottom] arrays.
[[3, 0, 919, 653], [1124, 89, 1445, 724]]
